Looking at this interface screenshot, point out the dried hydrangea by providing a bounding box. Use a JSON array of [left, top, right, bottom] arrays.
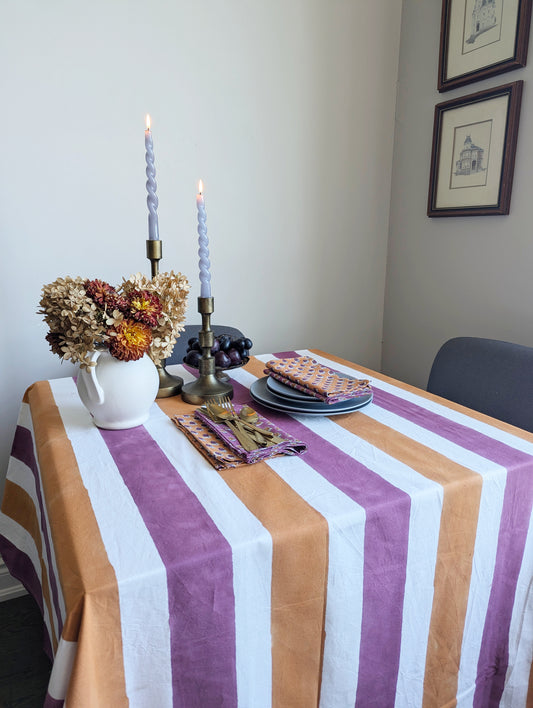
[[39, 276, 110, 368], [39, 271, 189, 368]]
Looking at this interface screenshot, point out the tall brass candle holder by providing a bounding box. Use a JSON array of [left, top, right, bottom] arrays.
[[181, 296, 233, 405], [146, 239, 184, 398]]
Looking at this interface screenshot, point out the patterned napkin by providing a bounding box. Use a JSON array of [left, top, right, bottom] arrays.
[[172, 404, 307, 470], [264, 356, 372, 404]]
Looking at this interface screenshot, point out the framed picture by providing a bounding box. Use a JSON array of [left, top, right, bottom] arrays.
[[438, 0, 532, 92], [427, 80, 523, 217]]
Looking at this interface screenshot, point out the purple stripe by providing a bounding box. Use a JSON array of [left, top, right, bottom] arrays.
[[231, 377, 410, 707], [10, 425, 63, 635], [372, 386, 533, 705], [0, 535, 53, 660], [44, 694, 64, 708], [99, 426, 237, 708], [272, 350, 301, 359]]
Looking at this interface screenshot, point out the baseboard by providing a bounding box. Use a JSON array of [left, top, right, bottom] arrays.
[[0, 556, 27, 601]]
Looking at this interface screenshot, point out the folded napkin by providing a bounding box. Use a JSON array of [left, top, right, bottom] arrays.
[[264, 356, 372, 404], [172, 404, 307, 470]]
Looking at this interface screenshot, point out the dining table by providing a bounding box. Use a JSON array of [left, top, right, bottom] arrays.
[[1, 348, 533, 708]]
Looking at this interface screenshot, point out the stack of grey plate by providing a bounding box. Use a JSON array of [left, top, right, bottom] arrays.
[[250, 373, 373, 416]]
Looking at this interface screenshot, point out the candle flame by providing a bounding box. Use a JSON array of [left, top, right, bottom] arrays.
[[145, 114, 151, 131], [198, 179, 204, 194]]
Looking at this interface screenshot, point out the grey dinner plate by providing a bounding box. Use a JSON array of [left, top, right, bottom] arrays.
[[250, 377, 373, 416]]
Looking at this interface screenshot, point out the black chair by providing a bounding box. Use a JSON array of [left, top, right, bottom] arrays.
[[426, 336, 533, 432], [166, 324, 245, 366]]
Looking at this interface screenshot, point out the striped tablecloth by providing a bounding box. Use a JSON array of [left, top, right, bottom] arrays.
[[2, 349, 533, 708]]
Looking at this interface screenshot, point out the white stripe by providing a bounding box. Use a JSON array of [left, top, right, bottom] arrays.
[[49, 378, 173, 708], [164, 362, 197, 384], [266, 453, 366, 708], [47, 637, 77, 700], [14, 400, 32, 431], [146, 403, 273, 708]]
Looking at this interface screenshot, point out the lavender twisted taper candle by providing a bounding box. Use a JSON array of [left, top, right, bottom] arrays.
[[196, 181, 211, 298], [144, 115, 159, 241]]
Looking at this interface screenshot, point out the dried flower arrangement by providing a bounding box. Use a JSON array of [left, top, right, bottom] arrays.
[[39, 271, 190, 368]]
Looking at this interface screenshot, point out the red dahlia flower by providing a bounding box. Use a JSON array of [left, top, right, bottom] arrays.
[[126, 289, 163, 327], [85, 279, 127, 311]]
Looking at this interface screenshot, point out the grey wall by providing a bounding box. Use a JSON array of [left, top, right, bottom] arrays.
[[383, 0, 533, 389]]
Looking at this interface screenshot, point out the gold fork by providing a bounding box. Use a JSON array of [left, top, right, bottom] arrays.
[[205, 399, 258, 451]]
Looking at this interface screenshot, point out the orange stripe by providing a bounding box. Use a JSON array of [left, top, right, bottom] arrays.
[[158, 381, 329, 708], [3, 479, 58, 650], [28, 381, 128, 706], [334, 408, 481, 707]]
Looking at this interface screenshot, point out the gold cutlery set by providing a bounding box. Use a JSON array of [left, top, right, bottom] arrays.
[[202, 397, 283, 451]]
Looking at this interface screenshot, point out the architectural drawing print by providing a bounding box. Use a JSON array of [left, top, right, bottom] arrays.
[[465, 0, 498, 44], [450, 120, 492, 189], [455, 135, 485, 174]]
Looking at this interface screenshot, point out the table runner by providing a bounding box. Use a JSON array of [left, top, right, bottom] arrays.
[[1, 349, 533, 707]]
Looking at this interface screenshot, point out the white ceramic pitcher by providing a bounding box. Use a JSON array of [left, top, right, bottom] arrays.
[[76, 350, 159, 429]]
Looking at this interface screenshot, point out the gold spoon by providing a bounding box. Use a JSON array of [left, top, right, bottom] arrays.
[[239, 405, 284, 444]]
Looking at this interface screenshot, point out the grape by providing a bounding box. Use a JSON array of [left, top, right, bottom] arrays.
[[184, 330, 252, 368], [233, 338, 247, 353], [217, 335, 232, 352], [228, 348, 242, 366], [215, 351, 231, 368], [184, 350, 201, 367]]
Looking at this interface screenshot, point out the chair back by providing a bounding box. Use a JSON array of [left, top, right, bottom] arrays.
[[427, 336, 533, 432], [165, 324, 245, 366]]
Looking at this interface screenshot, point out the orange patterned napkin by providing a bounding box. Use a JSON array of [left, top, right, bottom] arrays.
[[264, 356, 371, 404], [172, 407, 307, 470]]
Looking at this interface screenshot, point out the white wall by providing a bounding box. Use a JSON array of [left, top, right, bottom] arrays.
[[383, 0, 533, 389], [0, 0, 402, 496]]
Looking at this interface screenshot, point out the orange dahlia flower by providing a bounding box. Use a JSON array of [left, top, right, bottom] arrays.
[[108, 319, 153, 361]]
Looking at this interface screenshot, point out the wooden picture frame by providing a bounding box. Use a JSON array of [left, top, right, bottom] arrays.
[[438, 0, 532, 92], [427, 80, 523, 217]]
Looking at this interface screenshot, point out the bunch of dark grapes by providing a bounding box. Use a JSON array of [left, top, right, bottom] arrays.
[[184, 333, 253, 369]]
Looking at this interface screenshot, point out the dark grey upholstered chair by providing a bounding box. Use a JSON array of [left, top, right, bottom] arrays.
[[165, 324, 245, 366], [426, 336, 533, 433]]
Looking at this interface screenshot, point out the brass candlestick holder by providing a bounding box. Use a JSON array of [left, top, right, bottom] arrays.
[[146, 239, 184, 398], [181, 296, 234, 405]]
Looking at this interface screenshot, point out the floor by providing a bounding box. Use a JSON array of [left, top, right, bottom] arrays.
[[0, 594, 52, 708]]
